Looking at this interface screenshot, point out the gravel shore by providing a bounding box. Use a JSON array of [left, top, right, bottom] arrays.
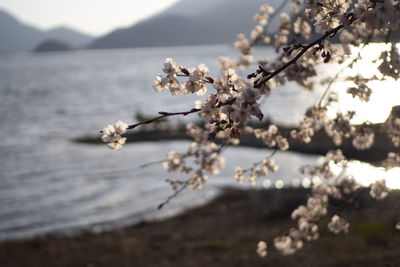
[[1, 187, 399, 267]]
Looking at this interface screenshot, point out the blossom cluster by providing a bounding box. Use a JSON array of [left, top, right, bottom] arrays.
[[346, 74, 374, 102], [328, 214, 350, 234], [305, 0, 350, 34], [350, 125, 375, 150], [234, 157, 278, 185], [384, 115, 400, 147], [369, 179, 390, 200], [378, 43, 400, 80], [300, 149, 346, 180], [291, 104, 327, 144], [153, 58, 211, 96], [337, 175, 358, 194], [101, 120, 128, 151], [383, 152, 400, 170], [243, 124, 290, 150], [325, 111, 355, 146], [256, 241, 268, 257], [355, 0, 400, 31]]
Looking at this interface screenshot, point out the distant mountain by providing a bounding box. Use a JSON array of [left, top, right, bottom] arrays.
[[90, 15, 216, 48], [0, 9, 93, 52], [90, 0, 288, 49], [0, 9, 43, 52]]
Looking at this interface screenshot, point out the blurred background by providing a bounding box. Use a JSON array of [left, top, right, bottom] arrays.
[[0, 0, 399, 244]]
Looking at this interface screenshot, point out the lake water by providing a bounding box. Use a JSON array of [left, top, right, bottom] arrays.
[[0, 44, 399, 240]]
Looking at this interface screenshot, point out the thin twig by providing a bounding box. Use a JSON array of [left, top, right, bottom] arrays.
[[138, 159, 165, 168], [127, 109, 200, 130], [242, 148, 278, 173], [158, 180, 190, 210]]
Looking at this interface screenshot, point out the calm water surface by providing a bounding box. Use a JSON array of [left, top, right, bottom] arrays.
[[0, 44, 398, 240]]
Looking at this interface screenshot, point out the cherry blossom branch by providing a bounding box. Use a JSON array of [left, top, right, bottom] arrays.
[[125, 97, 237, 130], [157, 143, 227, 209], [253, 24, 345, 88]]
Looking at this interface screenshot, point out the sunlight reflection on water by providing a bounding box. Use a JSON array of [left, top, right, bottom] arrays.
[[337, 161, 400, 189], [327, 43, 400, 124], [263, 162, 400, 190]]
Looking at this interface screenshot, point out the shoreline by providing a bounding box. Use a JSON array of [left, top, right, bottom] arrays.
[[75, 119, 397, 163], [1, 187, 399, 267]]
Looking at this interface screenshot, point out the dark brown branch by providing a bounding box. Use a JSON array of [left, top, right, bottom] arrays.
[[254, 24, 345, 88], [127, 108, 200, 130]]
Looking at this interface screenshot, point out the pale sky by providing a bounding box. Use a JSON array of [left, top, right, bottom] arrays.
[[0, 0, 181, 36]]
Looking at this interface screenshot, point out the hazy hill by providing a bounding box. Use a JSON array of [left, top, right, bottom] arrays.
[[90, 15, 213, 48], [43, 26, 93, 47], [0, 9, 93, 52], [90, 0, 288, 49], [0, 9, 43, 52]]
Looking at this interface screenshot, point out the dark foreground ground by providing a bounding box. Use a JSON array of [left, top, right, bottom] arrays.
[[0, 188, 399, 267]]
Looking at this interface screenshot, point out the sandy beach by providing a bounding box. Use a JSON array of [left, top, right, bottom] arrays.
[[0, 187, 399, 267]]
